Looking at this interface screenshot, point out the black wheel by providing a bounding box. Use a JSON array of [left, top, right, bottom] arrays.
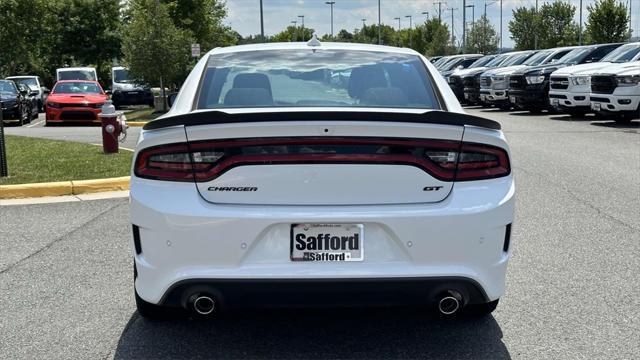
[[569, 111, 586, 118], [38, 99, 43, 112], [529, 108, 543, 114], [464, 299, 499, 317]]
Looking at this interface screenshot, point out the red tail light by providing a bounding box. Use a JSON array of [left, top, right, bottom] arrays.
[[134, 137, 510, 182]]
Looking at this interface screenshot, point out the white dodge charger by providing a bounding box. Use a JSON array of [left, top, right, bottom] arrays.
[[130, 39, 515, 319]]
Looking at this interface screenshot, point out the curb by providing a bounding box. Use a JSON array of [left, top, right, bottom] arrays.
[[0, 176, 130, 200]]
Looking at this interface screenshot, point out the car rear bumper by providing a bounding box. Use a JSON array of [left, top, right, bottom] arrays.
[[158, 277, 490, 309], [131, 175, 515, 306]]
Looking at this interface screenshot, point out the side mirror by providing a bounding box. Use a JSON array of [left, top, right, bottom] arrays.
[[29, 91, 39, 97], [19, 89, 28, 95], [456, 65, 463, 69], [167, 93, 178, 108], [105, 90, 112, 96], [42, 87, 50, 94]]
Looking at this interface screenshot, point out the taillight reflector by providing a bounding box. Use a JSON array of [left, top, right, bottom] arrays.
[[134, 137, 510, 182]]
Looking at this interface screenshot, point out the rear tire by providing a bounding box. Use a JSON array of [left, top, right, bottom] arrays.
[[464, 299, 499, 317]]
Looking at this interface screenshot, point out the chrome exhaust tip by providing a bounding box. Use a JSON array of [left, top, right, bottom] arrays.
[[438, 291, 463, 315], [192, 295, 216, 315]]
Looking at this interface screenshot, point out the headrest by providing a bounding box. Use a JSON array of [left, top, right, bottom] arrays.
[[348, 65, 387, 98], [223, 88, 273, 106]]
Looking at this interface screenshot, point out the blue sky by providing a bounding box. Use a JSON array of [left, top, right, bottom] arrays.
[[225, 0, 640, 48]]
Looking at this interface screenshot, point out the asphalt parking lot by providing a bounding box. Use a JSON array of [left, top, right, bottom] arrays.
[[1, 109, 639, 359], [4, 112, 141, 150]]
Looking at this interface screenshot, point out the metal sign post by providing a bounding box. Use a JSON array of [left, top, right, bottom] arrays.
[[0, 93, 8, 177]]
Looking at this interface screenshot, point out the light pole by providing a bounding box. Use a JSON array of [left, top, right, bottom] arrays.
[[405, 15, 412, 48], [466, 4, 475, 52], [291, 20, 297, 42], [484, 1, 497, 54], [499, 0, 502, 53], [463, 0, 466, 52], [362, 18, 366, 28], [0, 91, 7, 177], [435, 1, 445, 22], [378, 0, 381, 44], [394, 17, 401, 47], [422, 11, 429, 21], [579, 0, 583, 45], [447, 8, 457, 49], [259, 0, 264, 42], [298, 15, 305, 40], [326, 2, 335, 38]]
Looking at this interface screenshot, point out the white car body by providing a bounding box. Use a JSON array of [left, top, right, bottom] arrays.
[[130, 42, 515, 318], [589, 62, 640, 117], [56, 67, 98, 82], [549, 43, 640, 112]]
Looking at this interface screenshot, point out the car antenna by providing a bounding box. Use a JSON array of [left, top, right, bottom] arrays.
[[307, 34, 321, 47]]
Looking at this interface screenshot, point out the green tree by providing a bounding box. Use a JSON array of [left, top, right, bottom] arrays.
[[51, 0, 121, 86], [585, 0, 630, 43], [508, 6, 541, 50], [356, 24, 398, 46], [538, 1, 580, 48], [271, 26, 315, 42], [465, 15, 499, 54], [421, 19, 455, 56], [162, 0, 237, 50], [122, 0, 193, 109]]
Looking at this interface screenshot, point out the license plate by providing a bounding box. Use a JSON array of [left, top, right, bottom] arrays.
[[552, 98, 559, 106], [128, 91, 138, 95], [591, 103, 601, 111], [480, 94, 486, 101], [291, 223, 364, 262], [464, 93, 470, 99], [510, 96, 516, 103]]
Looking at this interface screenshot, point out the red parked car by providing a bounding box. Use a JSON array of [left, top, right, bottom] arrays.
[[45, 80, 108, 125]]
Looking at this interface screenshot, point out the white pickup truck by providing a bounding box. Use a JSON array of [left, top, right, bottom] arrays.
[[549, 42, 640, 116], [589, 61, 640, 122]]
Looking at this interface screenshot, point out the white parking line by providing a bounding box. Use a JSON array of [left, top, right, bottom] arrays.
[[26, 119, 45, 128]]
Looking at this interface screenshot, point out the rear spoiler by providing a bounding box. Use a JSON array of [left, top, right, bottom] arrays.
[[143, 110, 501, 131]]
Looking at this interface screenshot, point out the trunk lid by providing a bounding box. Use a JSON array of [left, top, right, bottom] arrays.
[[184, 119, 465, 205]]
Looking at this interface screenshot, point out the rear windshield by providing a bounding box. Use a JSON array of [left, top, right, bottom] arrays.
[[53, 82, 102, 94], [58, 70, 96, 81], [197, 49, 440, 110]]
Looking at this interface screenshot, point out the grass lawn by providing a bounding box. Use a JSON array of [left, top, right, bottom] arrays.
[[0, 135, 133, 185], [124, 107, 164, 122]]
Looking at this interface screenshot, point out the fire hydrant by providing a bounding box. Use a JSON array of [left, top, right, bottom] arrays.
[[99, 100, 127, 153]]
